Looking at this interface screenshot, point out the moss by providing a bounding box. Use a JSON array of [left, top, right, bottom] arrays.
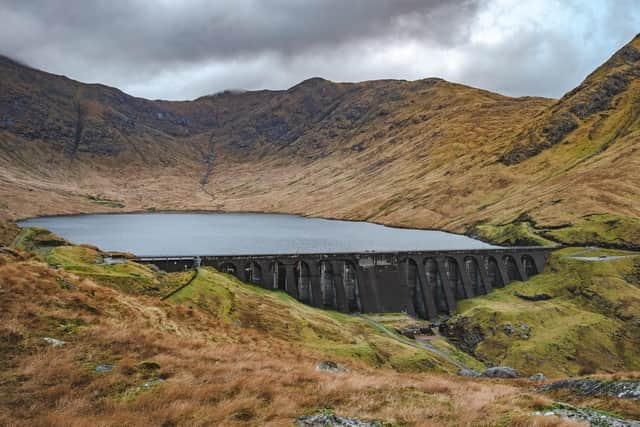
[[447, 249, 640, 377], [469, 221, 556, 247], [87, 194, 125, 208], [546, 214, 640, 250], [42, 244, 163, 294], [12, 227, 68, 256]]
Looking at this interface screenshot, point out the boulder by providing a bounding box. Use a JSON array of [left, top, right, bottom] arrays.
[[316, 361, 349, 373], [296, 413, 382, 427], [529, 373, 546, 381], [457, 368, 481, 377], [43, 337, 66, 347], [483, 366, 519, 378]]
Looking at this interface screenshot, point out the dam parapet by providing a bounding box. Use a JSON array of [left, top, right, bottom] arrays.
[[135, 247, 554, 320]]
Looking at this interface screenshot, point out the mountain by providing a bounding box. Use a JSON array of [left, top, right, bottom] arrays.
[[1, 35, 640, 248]]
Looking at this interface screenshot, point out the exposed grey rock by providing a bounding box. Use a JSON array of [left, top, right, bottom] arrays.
[[529, 373, 546, 381], [457, 368, 481, 377], [533, 402, 640, 427], [95, 364, 115, 373], [439, 317, 484, 356], [540, 378, 640, 400], [316, 361, 349, 373], [503, 323, 514, 336], [483, 366, 519, 378], [518, 323, 531, 340], [142, 379, 164, 388], [296, 413, 382, 427], [43, 337, 66, 347], [514, 291, 552, 301]]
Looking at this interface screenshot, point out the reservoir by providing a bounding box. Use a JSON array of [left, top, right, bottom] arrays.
[[18, 212, 498, 256]]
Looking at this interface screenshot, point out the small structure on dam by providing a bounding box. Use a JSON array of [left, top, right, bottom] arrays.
[[136, 247, 553, 320]]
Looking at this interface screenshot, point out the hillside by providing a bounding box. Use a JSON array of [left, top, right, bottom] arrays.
[[3, 227, 640, 426], [1, 35, 640, 249]]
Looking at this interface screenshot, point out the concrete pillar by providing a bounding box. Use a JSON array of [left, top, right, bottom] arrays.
[[258, 260, 272, 289], [413, 257, 438, 321], [285, 263, 298, 299], [353, 259, 367, 313], [495, 256, 511, 287], [513, 254, 527, 281], [331, 261, 348, 312], [477, 255, 493, 294], [454, 255, 474, 298], [435, 257, 457, 315], [309, 261, 323, 308]]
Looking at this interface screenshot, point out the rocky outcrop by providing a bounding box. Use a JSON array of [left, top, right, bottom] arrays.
[[482, 366, 519, 379], [501, 36, 640, 165], [540, 378, 640, 400], [315, 361, 349, 373], [296, 413, 383, 427], [534, 402, 640, 427]]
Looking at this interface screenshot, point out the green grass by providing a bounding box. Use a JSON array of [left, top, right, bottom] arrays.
[[469, 221, 556, 247], [447, 248, 640, 377], [87, 194, 125, 208], [545, 214, 640, 250], [170, 267, 464, 373]]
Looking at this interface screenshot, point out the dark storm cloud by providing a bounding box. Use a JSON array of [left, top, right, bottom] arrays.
[[1, 1, 479, 65], [0, 0, 638, 100]]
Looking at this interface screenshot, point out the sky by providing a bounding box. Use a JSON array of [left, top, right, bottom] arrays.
[[0, 0, 639, 101]]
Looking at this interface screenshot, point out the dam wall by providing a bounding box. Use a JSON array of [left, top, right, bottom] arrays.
[[136, 247, 552, 320]]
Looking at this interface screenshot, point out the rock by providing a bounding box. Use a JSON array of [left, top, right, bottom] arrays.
[[529, 373, 546, 381], [143, 379, 164, 388], [540, 378, 640, 400], [503, 323, 514, 336], [138, 361, 161, 371], [439, 317, 484, 356], [43, 337, 66, 347], [296, 413, 382, 427], [483, 366, 519, 379], [518, 323, 531, 340], [395, 325, 433, 339], [457, 368, 481, 377], [316, 361, 348, 373], [95, 364, 116, 373], [514, 292, 552, 301], [533, 402, 640, 427]]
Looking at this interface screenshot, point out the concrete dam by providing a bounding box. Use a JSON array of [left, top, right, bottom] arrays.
[[136, 247, 553, 320]]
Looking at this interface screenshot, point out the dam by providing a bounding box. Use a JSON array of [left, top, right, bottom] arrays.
[[136, 247, 552, 321], [19, 213, 553, 320]]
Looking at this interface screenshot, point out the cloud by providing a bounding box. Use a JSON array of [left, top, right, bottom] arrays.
[[0, 0, 638, 100]]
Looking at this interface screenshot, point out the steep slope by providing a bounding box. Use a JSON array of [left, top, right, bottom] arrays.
[[1, 35, 640, 248]]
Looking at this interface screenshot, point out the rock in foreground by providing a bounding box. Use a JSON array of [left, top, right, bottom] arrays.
[[296, 413, 382, 427], [540, 378, 640, 400]]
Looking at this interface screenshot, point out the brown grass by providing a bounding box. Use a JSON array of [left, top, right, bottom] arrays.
[[0, 252, 574, 426]]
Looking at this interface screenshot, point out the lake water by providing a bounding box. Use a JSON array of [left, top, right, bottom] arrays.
[[18, 213, 498, 256]]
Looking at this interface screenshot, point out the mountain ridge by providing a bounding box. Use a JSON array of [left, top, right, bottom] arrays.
[[1, 35, 639, 248]]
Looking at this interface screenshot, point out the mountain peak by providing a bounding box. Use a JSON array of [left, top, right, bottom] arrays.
[[501, 33, 640, 165]]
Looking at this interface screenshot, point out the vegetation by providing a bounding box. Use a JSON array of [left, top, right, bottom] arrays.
[[446, 248, 640, 377], [1, 226, 639, 424]]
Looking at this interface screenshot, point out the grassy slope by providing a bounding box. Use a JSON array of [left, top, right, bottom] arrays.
[[3, 228, 640, 424], [445, 248, 640, 378], [2, 229, 588, 427]]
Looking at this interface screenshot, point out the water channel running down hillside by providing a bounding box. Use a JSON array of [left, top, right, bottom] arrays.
[[18, 212, 498, 257]]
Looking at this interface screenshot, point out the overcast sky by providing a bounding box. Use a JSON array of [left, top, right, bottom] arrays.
[[1, 0, 639, 100]]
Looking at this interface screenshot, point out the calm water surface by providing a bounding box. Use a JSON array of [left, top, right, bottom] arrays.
[[18, 213, 498, 256]]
